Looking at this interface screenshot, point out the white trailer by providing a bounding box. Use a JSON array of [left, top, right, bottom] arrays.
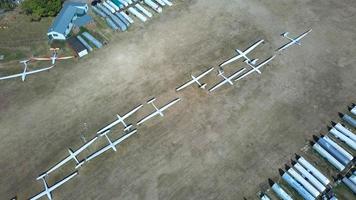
[[349, 174, 356, 185], [322, 135, 353, 161], [333, 122, 356, 141], [118, 0, 129, 6], [286, 166, 320, 198], [269, 179, 293, 200], [328, 126, 356, 150], [349, 104, 356, 115], [162, 0, 173, 6], [107, 0, 120, 11], [128, 7, 147, 22], [144, 0, 162, 13], [313, 142, 345, 171], [102, 1, 116, 13], [155, 0, 166, 6], [120, 11, 134, 23], [292, 161, 326, 193], [135, 3, 153, 18], [296, 155, 330, 186], [342, 177, 356, 194]]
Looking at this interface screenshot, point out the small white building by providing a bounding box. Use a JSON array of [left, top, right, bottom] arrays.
[[47, 2, 88, 40]]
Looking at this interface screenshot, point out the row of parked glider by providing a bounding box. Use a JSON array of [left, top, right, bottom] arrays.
[[30, 96, 181, 200], [25, 29, 312, 200], [176, 29, 312, 92], [0, 48, 73, 81]]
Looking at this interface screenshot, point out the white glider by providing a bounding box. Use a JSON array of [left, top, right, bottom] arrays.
[[137, 97, 180, 125], [176, 67, 214, 91], [209, 68, 246, 92], [97, 104, 143, 134], [220, 39, 264, 67], [234, 55, 276, 81], [277, 29, 312, 52], [0, 60, 54, 82], [30, 171, 78, 200], [82, 129, 137, 163], [37, 136, 98, 180]]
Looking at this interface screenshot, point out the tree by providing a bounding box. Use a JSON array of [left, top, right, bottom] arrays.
[[21, 0, 62, 21]]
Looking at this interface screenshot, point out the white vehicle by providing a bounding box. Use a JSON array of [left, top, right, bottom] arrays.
[[277, 29, 312, 52], [154, 0, 166, 6], [97, 104, 143, 134], [0, 60, 54, 81], [82, 129, 137, 163], [31, 48, 74, 65], [176, 67, 214, 91], [118, 0, 129, 6], [102, 1, 116, 13], [137, 97, 181, 125], [208, 68, 246, 92], [37, 136, 98, 179], [128, 7, 147, 22], [30, 171, 78, 200], [135, 3, 153, 18], [107, 0, 120, 11], [219, 39, 264, 67], [234, 55, 276, 81], [123, 0, 133, 4], [144, 0, 162, 13], [161, 0, 173, 6], [120, 11, 134, 23]]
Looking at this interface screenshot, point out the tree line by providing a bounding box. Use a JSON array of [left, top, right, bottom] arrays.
[[21, 0, 62, 21]]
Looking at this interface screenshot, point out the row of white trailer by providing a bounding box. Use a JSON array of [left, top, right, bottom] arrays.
[[261, 155, 332, 200], [91, 0, 173, 31], [70, 31, 103, 58], [261, 104, 356, 200]]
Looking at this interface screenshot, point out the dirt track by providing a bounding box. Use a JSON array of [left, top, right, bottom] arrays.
[[0, 0, 355, 199]]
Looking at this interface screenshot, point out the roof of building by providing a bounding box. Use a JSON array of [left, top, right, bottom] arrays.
[[48, 2, 87, 35], [73, 15, 93, 27], [67, 36, 87, 54]]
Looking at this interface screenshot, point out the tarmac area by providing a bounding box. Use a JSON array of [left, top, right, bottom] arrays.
[[0, 0, 356, 199]]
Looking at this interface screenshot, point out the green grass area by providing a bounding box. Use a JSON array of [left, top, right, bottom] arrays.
[[0, 9, 52, 62], [0, 48, 26, 62], [0, 8, 79, 64], [0, 6, 118, 63], [332, 182, 355, 199]]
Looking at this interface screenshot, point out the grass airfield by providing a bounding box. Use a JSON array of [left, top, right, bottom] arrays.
[[0, 0, 355, 199]]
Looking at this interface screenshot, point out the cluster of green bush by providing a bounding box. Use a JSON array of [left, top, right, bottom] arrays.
[[21, 0, 62, 21], [0, 0, 17, 11]]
